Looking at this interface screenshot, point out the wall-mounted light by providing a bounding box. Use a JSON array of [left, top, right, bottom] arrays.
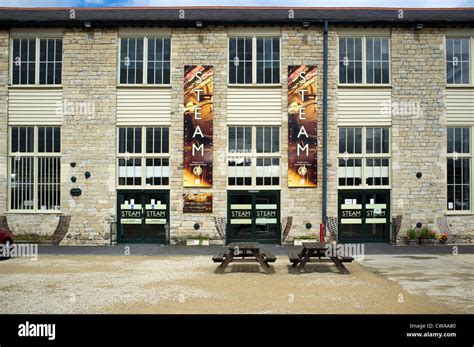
[[302, 21, 310, 28], [70, 188, 82, 197], [196, 21, 203, 28], [415, 23, 423, 30], [84, 22, 92, 28]]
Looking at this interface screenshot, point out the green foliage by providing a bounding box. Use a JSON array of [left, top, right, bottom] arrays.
[[406, 228, 418, 240]]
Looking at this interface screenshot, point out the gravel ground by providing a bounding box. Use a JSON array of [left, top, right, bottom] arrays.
[[361, 254, 474, 314], [0, 255, 463, 314]]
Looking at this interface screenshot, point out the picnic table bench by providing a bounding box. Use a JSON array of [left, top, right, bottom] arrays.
[[212, 242, 276, 274], [288, 242, 354, 275]]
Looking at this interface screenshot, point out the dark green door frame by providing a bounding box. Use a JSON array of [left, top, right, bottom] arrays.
[[338, 189, 391, 243], [117, 189, 170, 244], [226, 190, 281, 245]]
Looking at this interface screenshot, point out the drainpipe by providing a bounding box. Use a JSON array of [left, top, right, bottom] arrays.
[[322, 20, 329, 237]]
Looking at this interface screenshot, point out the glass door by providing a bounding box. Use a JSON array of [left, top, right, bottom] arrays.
[[143, 192, 169, 242], [254, 193, 279, 241], [118, 191, 143, 242], [227, 191, 281, 244], [117, 190, 169, 243], [228, 193, 253, 241], [364, 192, 389, 242], [339, 192, 364, 241], [338, 190, 390, 243]]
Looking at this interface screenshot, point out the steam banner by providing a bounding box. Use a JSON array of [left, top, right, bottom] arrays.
[[183, 65, 213, 187], [288, 65, 318, 187]]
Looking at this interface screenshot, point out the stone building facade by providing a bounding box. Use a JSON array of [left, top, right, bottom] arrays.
[[0, 8, 473, 245]]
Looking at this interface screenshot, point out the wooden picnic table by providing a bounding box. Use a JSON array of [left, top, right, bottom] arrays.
[[288, 241, 353, 275], [212, 242, 276, 274]]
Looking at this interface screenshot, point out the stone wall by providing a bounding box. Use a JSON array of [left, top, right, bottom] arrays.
[[391, 27, 447, 235], [168, 27, 228, 243], [60, 28, 118, 245], [281, 26, 338, 240]]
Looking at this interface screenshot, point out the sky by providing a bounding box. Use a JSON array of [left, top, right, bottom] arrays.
[[0, 0, 473, 8]]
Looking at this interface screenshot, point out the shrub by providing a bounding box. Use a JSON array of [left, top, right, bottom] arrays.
[[407, 228, 417, 240]]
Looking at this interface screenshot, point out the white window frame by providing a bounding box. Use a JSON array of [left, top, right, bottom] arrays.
[[338, 34, 391, 86], [337, 127, 392, 189], [227, 35, 282, 86], [446, 126, 473, 215], [117, 35, 172, 86], [117, 126, 171, 189], [8, 126, 61, 213], [227, 126, 281, 189], [445, 35, 474, 87], [9, 34, 63, 86]]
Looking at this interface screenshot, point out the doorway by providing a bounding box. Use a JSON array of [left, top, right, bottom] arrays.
[[227, 190, 281, 244], [117, 190, 170, 243], [338, 190, 391, 243]]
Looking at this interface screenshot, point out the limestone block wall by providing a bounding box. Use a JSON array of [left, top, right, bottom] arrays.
[[60, 28, 118, 245], [168, 27, 228, 243], [391, 27, 447, 234], [280, 26, 338, 240]]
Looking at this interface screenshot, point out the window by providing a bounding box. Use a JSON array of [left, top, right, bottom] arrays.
[[446, 38, 470, 85], [117, 127, 170, 187], [228, 36, 280, 85], [447, 127, 471, 212], [119, 37, 171, 85], [338, 127, 391, 187], [228, 126, 280, 187], [9, 126, 61, 211], [339, 36, 390, 85], [11, 37, 62, 85]]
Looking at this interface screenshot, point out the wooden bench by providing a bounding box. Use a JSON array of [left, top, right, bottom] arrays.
[[212, 250, 228, 263], [340, 256, 354, 263], [263, 251, 276, 263], [288, 251, 300, 264]]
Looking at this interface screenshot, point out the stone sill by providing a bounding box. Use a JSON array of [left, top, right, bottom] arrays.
[[6, 211, 62, 215], [338, 84, 392, 89], [8, 85, 62, 89], [116, 84, 171, 88], [445, 212, 474, 216], [228, 84, 282, 88], [446, 85, 474, 89]]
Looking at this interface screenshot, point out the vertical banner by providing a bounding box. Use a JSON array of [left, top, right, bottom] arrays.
[[184, 65, 213, 187], [288, 65, 318, 187]]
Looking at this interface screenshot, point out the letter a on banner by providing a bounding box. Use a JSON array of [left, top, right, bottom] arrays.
[[183, 65, 213, 187]]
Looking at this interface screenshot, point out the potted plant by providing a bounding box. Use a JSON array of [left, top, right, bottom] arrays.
[[186, 234, 210, 246], [437, 233, 448, 244], [293, 235, 318, 246], [406, 228, 418, 246], [419, 227, 436, 245]]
